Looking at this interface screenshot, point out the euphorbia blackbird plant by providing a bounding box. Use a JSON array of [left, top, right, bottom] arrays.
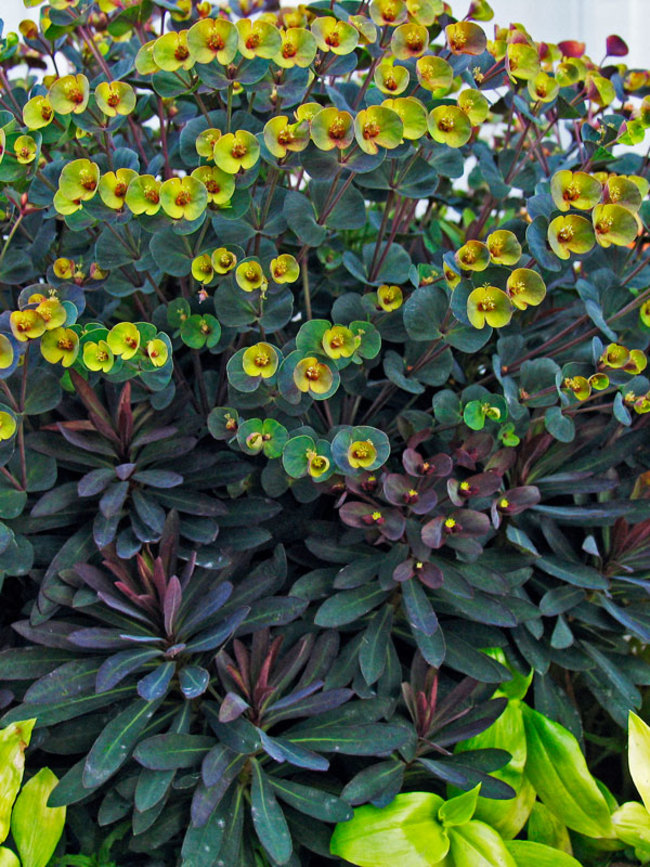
[[0, 0, 649, 862]]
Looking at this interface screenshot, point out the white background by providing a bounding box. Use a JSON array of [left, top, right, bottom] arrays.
[[1, 0, 647, 66]]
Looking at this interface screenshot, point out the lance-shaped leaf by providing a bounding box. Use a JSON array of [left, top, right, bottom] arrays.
[[628, 711, 650, 811], [11, 768, 65, 867], [521, 704, 615, 838]]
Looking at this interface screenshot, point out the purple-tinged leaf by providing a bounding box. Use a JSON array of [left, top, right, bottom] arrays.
[[83, 696, 163, 788], [0, 647, 77, 680], [179, 665, 210, 698], [193, 750, 246, 826], [30, 482, 81, 517], [133, 734, 215, 770], [78, 468, 116, 497], [606, 34, 628, 56], [418, 756, 515, 799], [250, 759, 293, 865], [99, 482, 129, 519], [201, 743, 240, 787], [185, 607, 250, 653], [131, 426, 178, 449], [270, 777, 352, 822], [13, 620, 77, 649], [402, 578, 439, 637], [137, 661, 175, 700], [57, 422, 117, 457], [24, 657, 101, 704], [115, 463, 137, 480], [264, 680, 324, 714], [163, 575, 182, 636], [342, 760, 405, 807], [219, 691, 250, 722], [132, 470, 184, 488], [2, 684, 136, 728], [265, 688, 354, 726], [96, 648, 162, 693], [286, 723, 409, 756], [177, 582, 233, 638], [259, 731, 329, 771], [68, 628, 138, 650]]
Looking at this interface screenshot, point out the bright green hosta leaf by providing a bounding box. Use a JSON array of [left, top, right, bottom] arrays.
[[438, 785, 480, 827], [0, 719, 35, 843], [11, 768, 65, 867], [506, 840, 583, 866], [0, 848, 19, 867], [330, 792, 450, 867], [628, 711, 650, 812], [521, 704, 615, 838], [612, 801, 650, 860], [526, 801, 573, 853], [447, 820, 517, 867]]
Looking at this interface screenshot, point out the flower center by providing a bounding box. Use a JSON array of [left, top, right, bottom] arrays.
[[175, 44, 190, 61], [328, 118, 347, 139], [107, 90, 121, 107], [115, 182, 127, 197], [65, 85, 84, 104], [80, 170, 97, 191], [363, 121, 380, 140], [231, 141, 247, 158], [277, 128, 294, 145], [282, 41, 297, 57], [438, 115, 455, 132], [557, 226, 574, 242], [58, 336, 74, 351], [208, 33, 224, 51], [595, 217, 613, 234], [205, 180, 220, 194], [477, 297, 496, 312], [563, 183, 580, 202], [145, 187, 159, 203], [255, 352, 270, 367], [305, 364, 321, 381]]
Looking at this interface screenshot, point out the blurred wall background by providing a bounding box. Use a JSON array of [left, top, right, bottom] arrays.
[[1, 0, 647, 67]]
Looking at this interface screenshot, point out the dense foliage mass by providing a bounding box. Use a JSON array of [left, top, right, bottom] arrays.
[[0, 0, 649, 862]]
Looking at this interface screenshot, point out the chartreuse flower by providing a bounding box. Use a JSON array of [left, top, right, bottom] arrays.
[[237, 418, 288, 459], [486, 230, 521, 265], [58, 159, 100, 203], [236, 260, 265, 292], [586, 72, 615, 107], [275, 28, 317, 68], [548, 215, 595, 259], [415, 55, 453, 94], [348, 439, 378, 469], [382, 97, 427, 139], [242, 342, 279, 379], [282, 435, 333, 480], [95, 81, 136, 117], [458, 88, 489, 124], [187, 18, 238, 65], [125, 175, 161, 216], [192, 253, 214, 284], [0, 409, 17, 441], [455, 240, 490, 271], [107, 322, 140, 360], [563, 375, 591, 401], [463, 397, 507, 429], [428, 106, 472, 147], [593, 203, 638, 247], [467, 286, 513, 329], [98, 168, 137, 209], [354, 106, 403, 154], [528, 71, 559, 102], [49, 74, 89, 114], [293, 356, 334, 395], [348, 13, 378, 44], [369, 0, 408, 26], [195, 128, 221, 159], [270, 254, 300, 284], [153, 30, 195, 72], [506, 268, 546, 310], [212, 247, 237, 274], [0, 130, 5, 165], [322, 325, 358, 359], [625, 350, 647, 375], [53, 258, 74, 279], [374, 63, 410, 96], [83, 338, 114, 373], [180, 314, 221, 349], [191, 166, 235, 206], [159, 176, 208, 220], [146, 339, 168, 367], [236, 19, 282, 60], [377, 284, 403, 311], [601, 343, 631, 369], [10, 310, 46, 341], [590, 373, 609, 390], [311, 16, 359, 54], [41, 327, 79, 367], [295, 102, 323, 124], [35, 298, 67, 330], [641, 96, 650, 127], [556, 57, 585, 86], [406, 0, 443, 23], [14, 135, 37, 165], [311, 108, 354, 151], [550, 170, 602, 211], [506, 42, 540, 80], [135, 41, 160, 76], [22, 95, 53, 129], [0, 335, 15, 370], [445, 21, 487, 54], [390, 23, 429, 58], [604, 176, 643, 212], [264, 116, 310, 159], [213, 130, 260, 173], [444, 262, 461, 289]]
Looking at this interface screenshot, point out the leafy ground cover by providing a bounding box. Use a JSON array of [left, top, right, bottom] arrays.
[[0, 0, 649, 863]]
